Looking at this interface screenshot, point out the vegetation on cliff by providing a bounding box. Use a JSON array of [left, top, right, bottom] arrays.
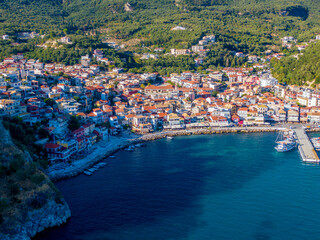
[[2, 116, 49, 169], [0, 121, 70, 239]]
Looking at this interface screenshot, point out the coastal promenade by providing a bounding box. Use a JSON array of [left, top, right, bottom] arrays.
[[47, 125, 320, 181], [47, 126, 278, 181], [295, 127, 320, 162], [47, 136, 135, 181]]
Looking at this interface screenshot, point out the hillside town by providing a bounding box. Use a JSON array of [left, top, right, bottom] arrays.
[[2, 35, 320, 165]]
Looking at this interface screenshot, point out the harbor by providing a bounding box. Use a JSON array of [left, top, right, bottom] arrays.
[[295, 127, 320, 163], [35, 132, 320, 240]]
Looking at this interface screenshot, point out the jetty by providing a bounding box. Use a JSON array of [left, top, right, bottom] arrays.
[[295, 127, 320, 162]]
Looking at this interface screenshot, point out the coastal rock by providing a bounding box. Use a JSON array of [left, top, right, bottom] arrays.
[[0, 120, 32, 163], [0, 120, 71, 240], [0, 120, 13, 146], [1, 199, 71, 240]]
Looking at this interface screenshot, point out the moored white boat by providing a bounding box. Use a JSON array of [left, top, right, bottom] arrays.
[[311, 137, 320, 151], [275, 131, 297, 152], [96, 162, 107, 167], [275, 140, 297, 152]]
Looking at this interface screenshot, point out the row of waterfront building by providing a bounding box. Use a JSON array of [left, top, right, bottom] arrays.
[[1, 52, 320, 162]]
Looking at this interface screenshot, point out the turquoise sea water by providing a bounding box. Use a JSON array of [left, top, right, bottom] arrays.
[[35, 133, 320, 240]]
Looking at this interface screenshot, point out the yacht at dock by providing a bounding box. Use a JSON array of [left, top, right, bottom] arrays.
[[275, 131, 297, 152]]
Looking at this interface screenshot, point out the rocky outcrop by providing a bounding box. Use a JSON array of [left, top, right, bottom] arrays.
[[0, 120, 13, 146], [124, 2, 133, 12], [0, 120, 71, 240], [0, 121, 32, 163], [1, 199, 71, 240]]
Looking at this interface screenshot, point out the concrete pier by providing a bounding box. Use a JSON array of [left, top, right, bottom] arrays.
[[295, 127, 320, 162]]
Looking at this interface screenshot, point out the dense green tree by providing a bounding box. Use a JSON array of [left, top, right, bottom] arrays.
[[272, 42, 320, 86], [44, 98, 55, 107], [68, 116, 80, 131], [0, 0, 319, 73]]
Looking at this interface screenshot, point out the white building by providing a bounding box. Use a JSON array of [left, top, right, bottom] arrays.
[[260, 75, 278, 87]]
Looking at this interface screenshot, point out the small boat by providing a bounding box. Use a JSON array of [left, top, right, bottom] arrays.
[[96, 162, 107, 167], [275, 140, 297, 152], [84, 171, 92, 176], [125, 146, 134, 151], [88, 166, 99, 172], [167, 136, 174, 139], [311, 137, 320, 151]]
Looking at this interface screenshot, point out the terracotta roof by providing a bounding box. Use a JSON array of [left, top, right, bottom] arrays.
[[45, 143, 60, 149], [145, 85, 174, 90]]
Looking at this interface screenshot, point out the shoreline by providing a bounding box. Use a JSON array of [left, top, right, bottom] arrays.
[[48, 126, 281, 181], [47, 126, 320, 181], [47, 136, 137, 181]]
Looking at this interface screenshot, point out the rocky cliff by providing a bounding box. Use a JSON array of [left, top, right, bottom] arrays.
[[0, 120, 71, 240], [1, 199, 71, 240]]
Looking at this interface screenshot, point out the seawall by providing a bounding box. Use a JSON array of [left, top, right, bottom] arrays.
[[140, 127, 278, 141]]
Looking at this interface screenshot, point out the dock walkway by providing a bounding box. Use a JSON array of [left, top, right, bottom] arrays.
[[295, 127, 320, 162]]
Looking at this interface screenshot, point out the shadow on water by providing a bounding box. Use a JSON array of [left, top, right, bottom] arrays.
[[253, 219, 275, 240], [34, 133, 281, 240]]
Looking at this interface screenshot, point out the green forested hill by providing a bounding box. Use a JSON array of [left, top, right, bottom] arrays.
[[0, 0, 320, 75], [0, 0, 319, 42], [272, 42, 320, 87]]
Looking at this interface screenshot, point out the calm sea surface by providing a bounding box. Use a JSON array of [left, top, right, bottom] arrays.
[[35, 133, 320, 240]]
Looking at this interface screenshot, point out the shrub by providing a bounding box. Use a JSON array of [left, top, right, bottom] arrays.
[[11, 196, 21, 204], [37, 158, 49, 169], [9, 158, 24, 174], [0, 198, 8, 212], [54, 193, 63, 205], [0, 165, 8, 177], [16, 169, 28, 181], [26, 164, 36, 175], [28, 192, 47, 209], [30, 174, 45, 185], [8, 183, 19, 196], [0, 213, 4, 224]]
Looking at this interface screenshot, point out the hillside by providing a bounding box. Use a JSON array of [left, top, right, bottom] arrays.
[[0, 0, 320, 77], [0, 0, 320, 48], [0, 121, 71, 240], [271, 41, 320, 87]]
